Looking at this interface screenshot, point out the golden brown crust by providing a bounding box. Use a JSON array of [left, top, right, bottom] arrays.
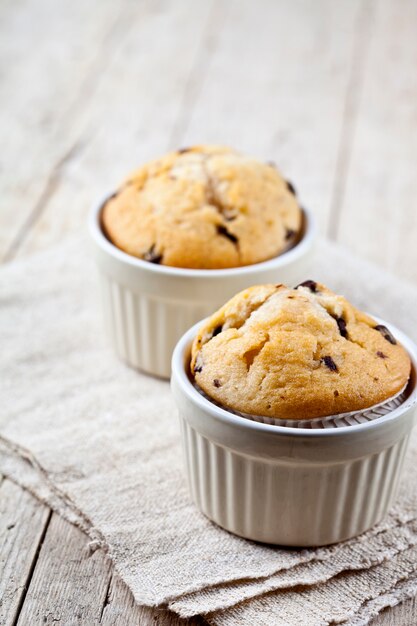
[[101, 145, 302, 269], [191, 281, 411, 420]]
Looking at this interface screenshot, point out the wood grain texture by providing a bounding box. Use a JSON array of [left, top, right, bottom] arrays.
[[7, 0, 216, 260], [0, 475, 415, 626], [10, 0, 367, 259], [0, 0, 126, 260], [6, 509, 206, 626], [375, 597, 417, 626], [333, 0, 417, 282], [16, 513, 113, 625], [1, 0, 417, 624], [0, 478, 50, 626], [101, 572, 207, 626], [179, 0, 366, 233]]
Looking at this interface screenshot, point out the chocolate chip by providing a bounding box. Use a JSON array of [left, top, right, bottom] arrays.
[[334, 390, 339, 397], [286, 180, 297, 195], [336, 317, 348, 338], [212, 325, 223, 337], [194, 355, 204, 374], [285, 228, 296, 241], [178, 147, 191, 154], [217, 225, 238, 244], [144, 244, 163, 264], [213, 379, 221, 388], [322, 356, 338, 372], [296, 280, 318, 293], [374, 325, 397, 345], [377, 351, 388, 359]]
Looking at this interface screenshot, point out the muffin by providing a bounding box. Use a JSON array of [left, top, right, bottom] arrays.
[[101, 145, 302, 269], [191, 280, 411, 420]]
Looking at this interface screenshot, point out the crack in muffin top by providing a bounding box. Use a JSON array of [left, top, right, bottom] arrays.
[[191, 282, 411, 420], [101, 145, 302, 269]]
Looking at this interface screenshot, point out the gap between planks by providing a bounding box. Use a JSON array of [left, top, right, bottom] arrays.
[[0, 477, 51, 626], [1, 0, 148, 264], [2, 1, 417, 624], [327, 0, 375, 241], [168, 0, 222, 148], [2, 0, 219, 264], [14, 0, 367, 259], [1, 2, 219, 624]]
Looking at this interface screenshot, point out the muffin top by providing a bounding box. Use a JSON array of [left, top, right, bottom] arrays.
[[101, 145, 302, 269], [191, 281, 411, 420]]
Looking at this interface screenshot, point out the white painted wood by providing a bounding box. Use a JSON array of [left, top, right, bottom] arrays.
[[334, 0, 417, 283], [0, 478, 50, 625]]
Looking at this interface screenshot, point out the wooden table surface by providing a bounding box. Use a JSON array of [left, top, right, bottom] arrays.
[[1, 0, 417, 624]]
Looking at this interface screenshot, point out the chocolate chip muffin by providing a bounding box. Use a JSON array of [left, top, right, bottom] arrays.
[[101, 145, 302, 269], [191, 281, 411, 420]]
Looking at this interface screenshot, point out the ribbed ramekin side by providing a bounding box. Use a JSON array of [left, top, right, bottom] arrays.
[[98, 272, 210, 378], [323, 434, 410, 544], [179, 418, 411, 546]]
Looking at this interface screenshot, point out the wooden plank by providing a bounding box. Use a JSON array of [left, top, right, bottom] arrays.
[[327, 0, 375, 238], [179, 0, 368, 233], [0, 479, 415, 626], [101, 572, 207, 626], [0, 0, 127, 260], [7, 0, 216, 260], [13, 0, 364, 259], [16, 512, 113, 625], [1, 0, 417, 624], [332, 0, 417, 284], [0, 478, 50, 626], [0, 476, 206, 626], [373, 597, 417, 625]]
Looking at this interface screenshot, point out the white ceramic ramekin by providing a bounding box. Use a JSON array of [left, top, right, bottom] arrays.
[[89, 196, 316, 378], [171, 320, 417, 547]]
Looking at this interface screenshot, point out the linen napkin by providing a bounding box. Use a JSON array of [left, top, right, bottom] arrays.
[[1, 235, 417, 625]]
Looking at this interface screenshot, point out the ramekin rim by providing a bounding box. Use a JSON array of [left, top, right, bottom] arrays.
[[89, 193, 317, 278], [171, 317, 417, 438]]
